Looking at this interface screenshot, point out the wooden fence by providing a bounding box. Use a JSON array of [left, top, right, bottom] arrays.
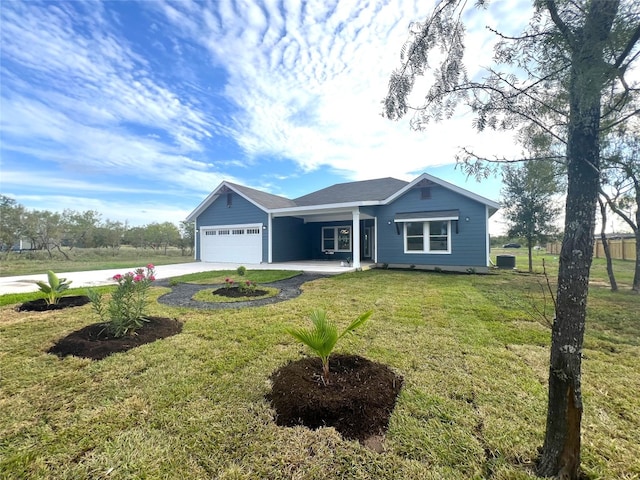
[[546, 237, 636, 261]]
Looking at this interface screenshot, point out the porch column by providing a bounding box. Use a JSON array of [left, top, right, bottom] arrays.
[[352, 209, 361, 269], [267, 213, 273, 264]]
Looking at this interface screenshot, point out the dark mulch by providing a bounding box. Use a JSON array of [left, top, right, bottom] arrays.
[[212, 286, 269, 298], [157, 273, 330, 309], [15, 295, 91, 312], [47, 316, 183, 360], [267, 354, 403, 443]]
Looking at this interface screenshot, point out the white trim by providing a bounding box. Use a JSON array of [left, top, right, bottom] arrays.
[[186, 174, 500, 223], [268, 213, 273, 264], [352, 209, 361, 269], [373, 216, 378, 263], [486, 205, 491, 267], [200, 223, 263, 230], [322, 225, 352, 252], [403, 220, 452, 254], [385, 173, 500, 210]]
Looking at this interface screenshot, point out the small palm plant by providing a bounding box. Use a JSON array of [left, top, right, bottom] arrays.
[[35, 270, 72, 305], [286, 309, 372, 384]]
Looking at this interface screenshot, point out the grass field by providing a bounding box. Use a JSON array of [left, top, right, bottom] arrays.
[[0, 246, 193, 277], [0, 255, 638, 479]]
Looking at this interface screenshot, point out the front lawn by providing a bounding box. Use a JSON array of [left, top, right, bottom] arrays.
[[1, 267, 638, 479]]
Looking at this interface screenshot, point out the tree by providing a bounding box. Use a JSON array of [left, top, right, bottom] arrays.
[[0, 195, 25, 253], [597, 195, 618, 291], [25, 210, 69, 259], [179, 220, 195, 256], [383, 1, 640, 477], [600, 119, 640, 292], [63, 209, 101, 249], [144, 222, 181, 254], [501, 160, 562, 272]]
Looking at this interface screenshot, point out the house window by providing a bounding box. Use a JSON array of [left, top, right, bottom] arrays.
[[226, 193, 232, 207], [232, 229, 244, 235], [421, 187, 431, 199], [246, 228, 260, 235], [322, 226, 351, 252], [404, 221, 450, 254]]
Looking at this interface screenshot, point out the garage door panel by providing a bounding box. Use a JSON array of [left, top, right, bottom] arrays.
[[201, 226, 262, 263]]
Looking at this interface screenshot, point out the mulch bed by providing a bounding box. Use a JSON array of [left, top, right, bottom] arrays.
[[47, 317, 183, 360], [212, 286, 269, 298], [267, 354, 403, 443], [15, 295, 91, 312]]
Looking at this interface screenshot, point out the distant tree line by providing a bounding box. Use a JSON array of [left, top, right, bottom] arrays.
[[0, 195, 195, 258]]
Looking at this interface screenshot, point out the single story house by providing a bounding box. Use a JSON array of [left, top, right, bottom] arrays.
[[185, 173, 500, 272]]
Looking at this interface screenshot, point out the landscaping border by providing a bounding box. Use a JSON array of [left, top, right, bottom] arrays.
[[156, 273, 331, 309]]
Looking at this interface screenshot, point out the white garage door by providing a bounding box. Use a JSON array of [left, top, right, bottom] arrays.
[[200, 224, 263, 263]]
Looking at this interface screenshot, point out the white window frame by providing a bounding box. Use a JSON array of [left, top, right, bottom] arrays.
[[322, 226, 352, 252], [403, 220, 451, 254]]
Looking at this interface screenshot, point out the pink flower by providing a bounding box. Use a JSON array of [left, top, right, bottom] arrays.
[[133, 275, 144, 282], [246, 281, 251, 285], [149, 275, 156, 282], [113, 274, 123, 281], [147, 264, 155, 270]]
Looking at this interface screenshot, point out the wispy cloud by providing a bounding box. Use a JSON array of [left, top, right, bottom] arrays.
[[154, 0, 528, 181], [0, 0, 533, 229], [1, 1, 215, 184]]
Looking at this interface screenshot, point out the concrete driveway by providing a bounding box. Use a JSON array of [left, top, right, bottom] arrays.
[[0, 261, 357, 295]]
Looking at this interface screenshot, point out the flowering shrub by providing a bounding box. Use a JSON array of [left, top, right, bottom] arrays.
[[239, 280, 257, 293], [224, 278, 234, 289], [88, 264, 156, 337]]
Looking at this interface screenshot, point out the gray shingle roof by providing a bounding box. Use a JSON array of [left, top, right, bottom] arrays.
[[227, 182, 297, 209], [293, 177, 408, 206]]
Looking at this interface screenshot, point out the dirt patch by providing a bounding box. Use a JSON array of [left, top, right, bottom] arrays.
[[212, 286, 269, 298], [267, 354, 403, 443], [15, 295, 91, 312], [47, 316, 183, 360]]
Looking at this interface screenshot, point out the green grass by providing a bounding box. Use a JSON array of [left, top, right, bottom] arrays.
[[0, 246, 193, 277], [169, 269, 301, 285], [0, 264, 638, 479]]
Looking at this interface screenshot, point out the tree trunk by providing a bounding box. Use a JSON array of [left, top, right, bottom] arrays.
[[538, 3, 614, 472], [527, 236, 534, 273], [598, 196, 618, 291], [633, 204, 640, 293]]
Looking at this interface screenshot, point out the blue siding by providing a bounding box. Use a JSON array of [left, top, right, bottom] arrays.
[[195, 192, 268, 260], [375, 185, 489, 268], [271, 217, 310, 261], [306, 221, 355, 262]]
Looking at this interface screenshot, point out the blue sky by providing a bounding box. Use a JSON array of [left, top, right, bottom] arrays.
[[1, 0, 534, 235]]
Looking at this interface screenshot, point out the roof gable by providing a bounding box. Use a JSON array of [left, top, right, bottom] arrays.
[[384, 173, 500, 214]]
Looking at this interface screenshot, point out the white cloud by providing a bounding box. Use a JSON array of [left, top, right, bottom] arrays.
[[155, 0, 529, 185]]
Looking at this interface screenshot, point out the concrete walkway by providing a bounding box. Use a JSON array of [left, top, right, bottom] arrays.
[[0, 261, 357, 295]]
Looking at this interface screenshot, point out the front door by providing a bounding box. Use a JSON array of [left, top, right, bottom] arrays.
[[362, 226, 373, 259]]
